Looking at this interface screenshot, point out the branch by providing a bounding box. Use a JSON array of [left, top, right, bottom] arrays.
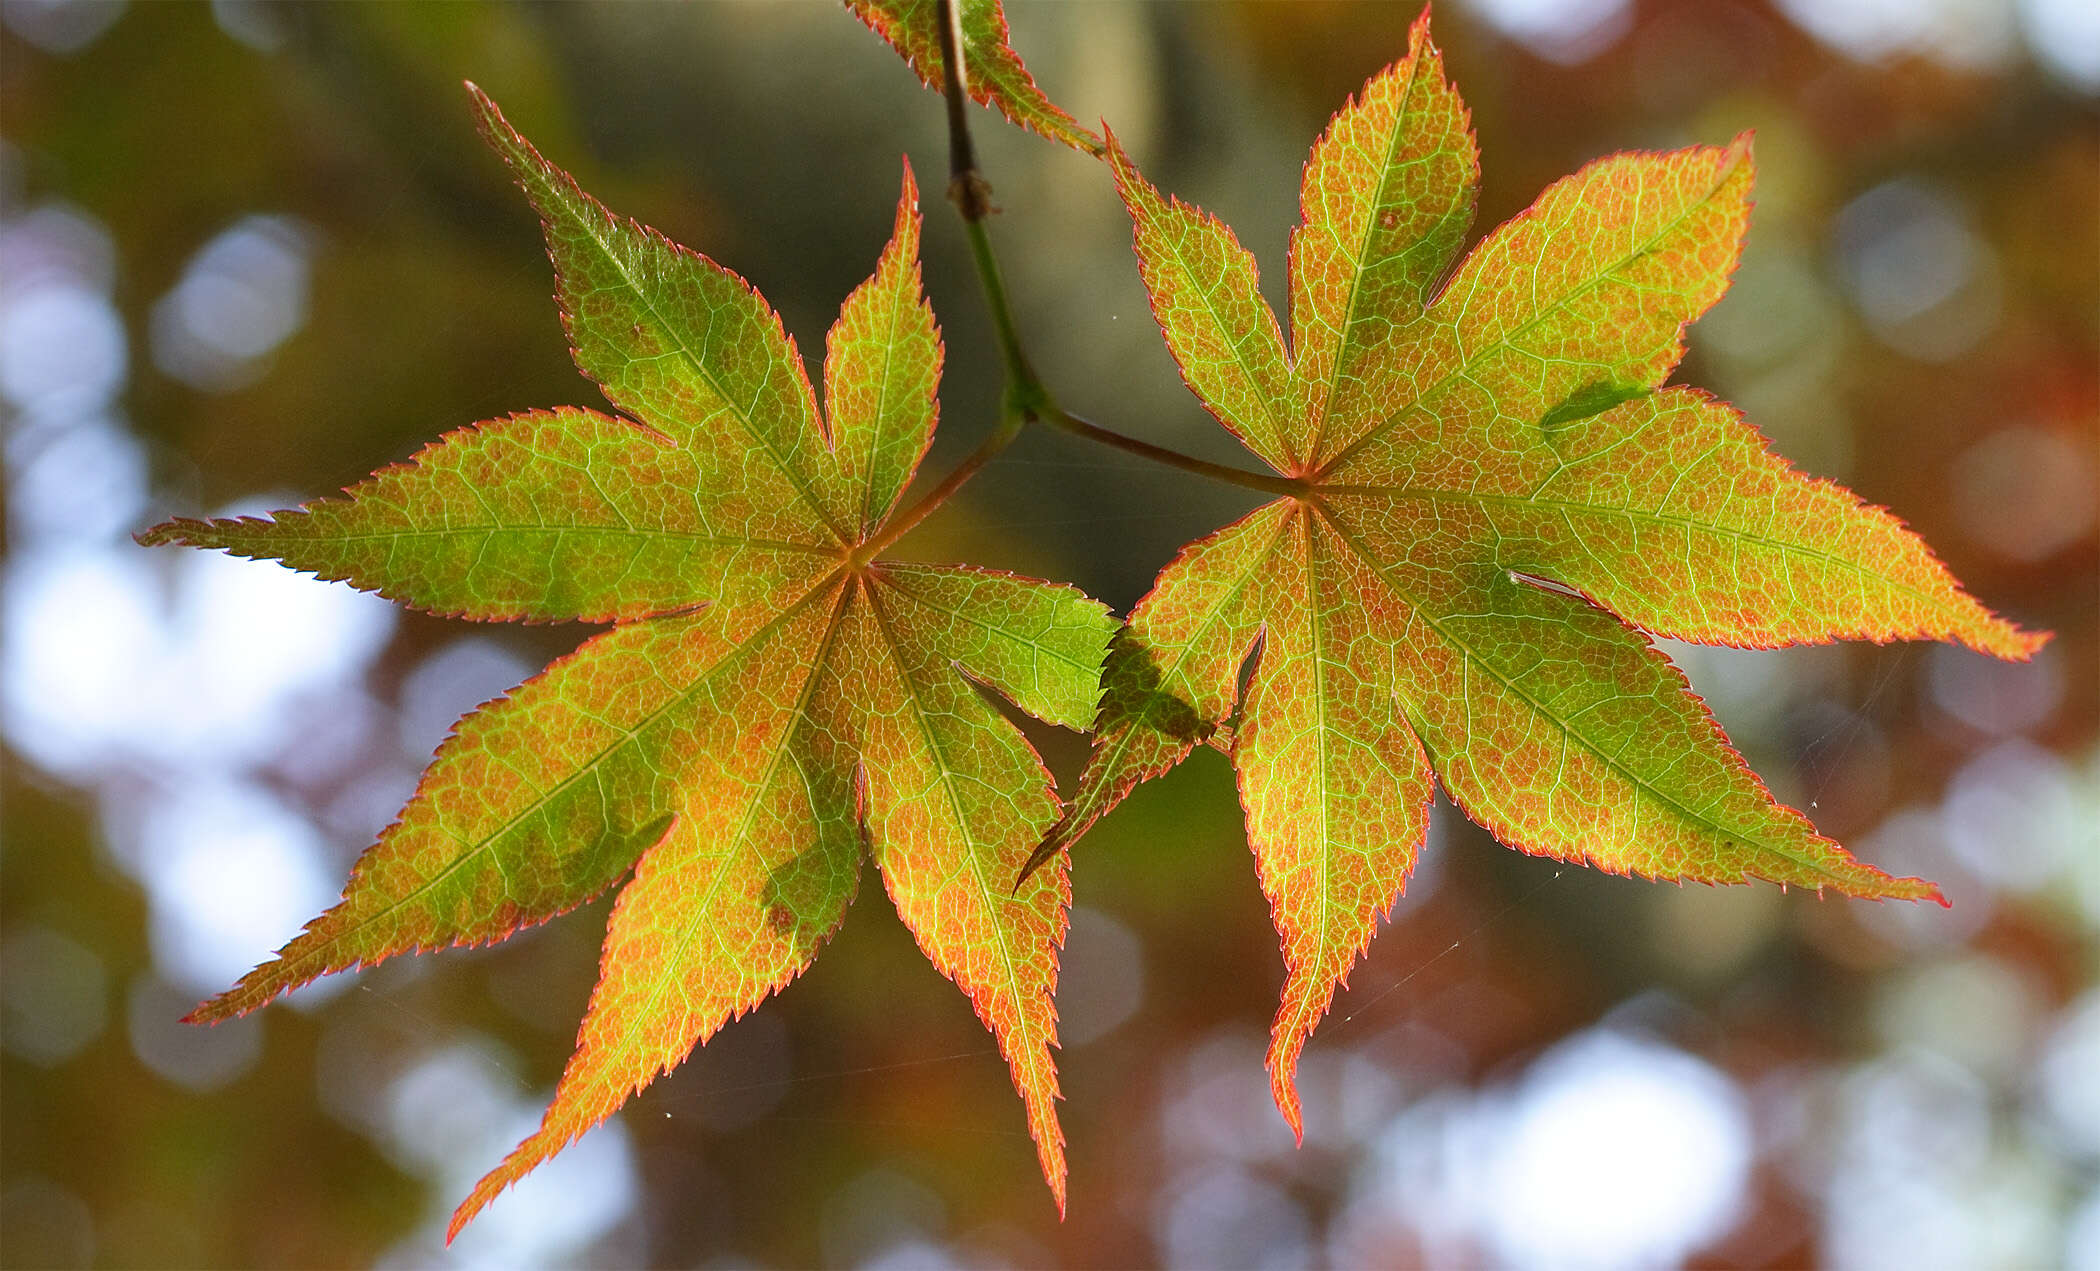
[[898, 0, 1299, 544], [935, 0, 994, 222]]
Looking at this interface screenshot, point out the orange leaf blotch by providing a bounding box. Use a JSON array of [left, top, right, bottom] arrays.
[[452, 751, 862, 1238]]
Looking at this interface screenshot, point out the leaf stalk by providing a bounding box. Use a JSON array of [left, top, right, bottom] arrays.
[[861, 403, 1026, 561], [1033, 403, 1306, 498]]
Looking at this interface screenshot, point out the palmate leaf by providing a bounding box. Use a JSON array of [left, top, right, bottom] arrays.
[[1044, 11, 2045, 1138], [845, 0, 1103, 155], [140, 87, 1110, 1233]]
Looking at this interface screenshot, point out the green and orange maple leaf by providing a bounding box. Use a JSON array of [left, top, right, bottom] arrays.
[[846, 0, 1102, 155], [135, 0, 2045, 1232], [140, 88, 1110, 1233], [1030, 12, 2045, 1138]]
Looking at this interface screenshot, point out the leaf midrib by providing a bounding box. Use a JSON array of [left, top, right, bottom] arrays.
[[878, 567, 1104, 710], [1300, 41, 1429, 463], [559, 205, 851, 545], [1135, 185, 1293, 470], [600, 578, 855, 1091], [1315, 485, 1955, 614], [1312, 507, 1859, 887], [1315, 150, 1743, 479], [863, 579, 1054, 1120], [856, 243, 917, 535], [207, 523, 837, 555], [1281, 512, 1336, 1061], [256, 571, 844, 985], [1064, 506, 1290, 845]]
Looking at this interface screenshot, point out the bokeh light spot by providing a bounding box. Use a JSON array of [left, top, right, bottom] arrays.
[[1459, 0, 1631, 63], [0, 925, 108, 1067], [1832, 180, 2002, 362], [1952, 425, 2098, 562], [150, 215, 313, 392], [126, 974, 261, 1092], [1058, 905, 1145, 1047], [1482, 1032, 1751, 1268]]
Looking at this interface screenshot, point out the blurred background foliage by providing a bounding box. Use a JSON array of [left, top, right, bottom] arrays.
[[1, 1, 2094, 1267]]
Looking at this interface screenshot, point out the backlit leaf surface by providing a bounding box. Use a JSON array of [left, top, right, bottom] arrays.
[[845, 0, 1102, 155], [140, 88, 1110, 1233], [1050, 12, 2044, 1137]]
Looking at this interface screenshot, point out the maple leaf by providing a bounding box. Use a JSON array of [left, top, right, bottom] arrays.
[[139, 86, 1110, 1233], [845, 0, 1103, 155], [1036, 11, 2046, 1138]]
